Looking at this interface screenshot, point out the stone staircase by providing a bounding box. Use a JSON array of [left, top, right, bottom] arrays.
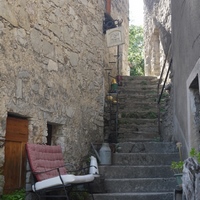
[[118, 76, 159, 142], [93, 76, 179, 200]]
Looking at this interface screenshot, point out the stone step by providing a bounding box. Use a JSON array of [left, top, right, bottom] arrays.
[[119, 110, 158, 116], [119, 106, 157, 112], [118, 107, 164, 114], [118, 128, 159, 141], [118, 126, 158, 133], [119, 111, 158, 119], [117, 135, 159, 143], [119, 98, 157, 105], [121, 75, 158, 82], [116, 142, 178, 153], [99, 165, 174, 178], [118, 94, 157, 101], [119, 85, 157, 91], [93, 192, 173, 200], [119, 88, 157, 95], [119, 100, 157, 106], [119, 77, 158, 87], [119, 118, 158, 126], [119, 121, 158, 127], [119, 102, 157, 111], [103, 178, 176, 193], [112, 153, 179, 165]]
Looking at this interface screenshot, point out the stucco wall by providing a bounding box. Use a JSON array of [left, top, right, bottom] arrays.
[[171, 0, 200, 155], [0, 0, 129, 194]]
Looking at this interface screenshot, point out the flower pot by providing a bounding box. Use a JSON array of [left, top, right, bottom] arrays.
[[174, 173, 183, 186]]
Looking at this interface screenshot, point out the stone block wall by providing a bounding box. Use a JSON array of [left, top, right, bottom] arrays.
[[0, 0, 129, 194], [144, 0, 171, 76], [143, 0, 174, 142], [111, 0, 129, 76], [144, 0, 200, 159]]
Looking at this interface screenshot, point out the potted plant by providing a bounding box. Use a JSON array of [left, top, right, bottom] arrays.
[[171, 143, 200, 187], [171, 142, 184, 186]]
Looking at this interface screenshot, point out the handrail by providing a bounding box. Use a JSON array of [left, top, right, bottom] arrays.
[[157, 44, 172, 137], [157, 44, 171, 104], [157, 58, 172, 104]]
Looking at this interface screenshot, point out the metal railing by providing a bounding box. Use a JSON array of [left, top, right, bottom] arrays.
[[157, 44, 172, 136]]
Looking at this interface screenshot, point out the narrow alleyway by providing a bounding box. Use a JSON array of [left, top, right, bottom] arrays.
[[93, 76, 179, 200]]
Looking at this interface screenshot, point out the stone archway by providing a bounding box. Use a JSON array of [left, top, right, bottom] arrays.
[[145, 28, 160, 76]]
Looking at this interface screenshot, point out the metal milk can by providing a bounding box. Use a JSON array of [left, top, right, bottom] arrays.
[[99, 143, 111, 165]]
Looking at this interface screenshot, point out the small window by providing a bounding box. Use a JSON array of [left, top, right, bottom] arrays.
[[47, 124, 53, 145]]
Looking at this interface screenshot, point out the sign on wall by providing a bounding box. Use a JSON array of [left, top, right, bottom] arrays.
[[106, 26, 125, 47]]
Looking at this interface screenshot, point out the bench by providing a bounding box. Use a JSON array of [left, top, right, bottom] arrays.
[[26, 143, 95, 199]]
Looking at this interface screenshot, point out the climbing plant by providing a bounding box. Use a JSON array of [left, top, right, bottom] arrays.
[[128, 25, 144, 76]]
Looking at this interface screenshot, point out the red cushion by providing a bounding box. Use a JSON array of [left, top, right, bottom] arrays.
[[26, 143, 67, 181]]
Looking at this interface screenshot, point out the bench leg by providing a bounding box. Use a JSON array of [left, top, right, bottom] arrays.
[[88, 183, 95, 200]]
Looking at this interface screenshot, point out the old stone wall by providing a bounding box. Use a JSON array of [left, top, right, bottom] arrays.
[[145, 0, 200, 160], [144, 0, 171, 76], [103, 0, 129, 78], [144, 0, 174, 142], [111, 0, 129, 76], [0, 0, 129, 194]]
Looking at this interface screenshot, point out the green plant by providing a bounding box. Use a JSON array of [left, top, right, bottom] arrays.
[[69, 190, 89, 200], [147, 112, 157, 119], [140, 81, 147, 85], [2, 189, 25, 200], [171, 142, 184, 174], [119, 119, 129, 125], [153, 136, 161, 142], [171, 146, 200, 174], [190, 147, 200, 164], [128, 25, 144, 76], [121, 113, 126, 118], [171, 161, 184, 174]]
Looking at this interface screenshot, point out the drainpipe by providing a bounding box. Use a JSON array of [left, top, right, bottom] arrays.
[[106, 0, 111, 15]]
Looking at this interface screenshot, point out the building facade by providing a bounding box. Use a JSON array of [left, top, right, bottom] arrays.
[[171, 0, 200, 156], [0, 0, 129, 194], [144, 0, 200, 158], [144, 0, 171, 77]]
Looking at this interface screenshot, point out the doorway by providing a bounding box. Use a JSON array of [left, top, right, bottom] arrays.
[[3, 116, 28, 194]]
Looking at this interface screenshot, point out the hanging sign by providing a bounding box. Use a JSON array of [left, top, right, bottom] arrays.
[[106, 26, 125, 47]]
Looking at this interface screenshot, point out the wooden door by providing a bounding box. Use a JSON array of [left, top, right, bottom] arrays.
[[3, 116, 28, 194]]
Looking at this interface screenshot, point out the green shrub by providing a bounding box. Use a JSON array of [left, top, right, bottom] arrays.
[[171, 142, 183, 174], [2, 189, 25, 200]]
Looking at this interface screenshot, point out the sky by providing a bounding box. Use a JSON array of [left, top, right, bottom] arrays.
[[129, 0, 144, 26]]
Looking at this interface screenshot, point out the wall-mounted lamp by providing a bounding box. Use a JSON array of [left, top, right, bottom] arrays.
[[103, 13, 123, 34]]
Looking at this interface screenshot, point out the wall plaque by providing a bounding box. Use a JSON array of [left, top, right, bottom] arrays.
[[106, 26, 125, 47]]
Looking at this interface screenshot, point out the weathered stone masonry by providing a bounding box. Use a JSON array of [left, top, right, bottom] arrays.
[[144, 0, 200, 160], [144, 0, 171, 77], [144, 0, 173, 142], [0, 0, 129, 193]]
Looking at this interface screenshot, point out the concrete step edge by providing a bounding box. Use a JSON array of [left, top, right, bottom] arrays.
[[94, 192, 173, 195], [103, 178, 175, 182]]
